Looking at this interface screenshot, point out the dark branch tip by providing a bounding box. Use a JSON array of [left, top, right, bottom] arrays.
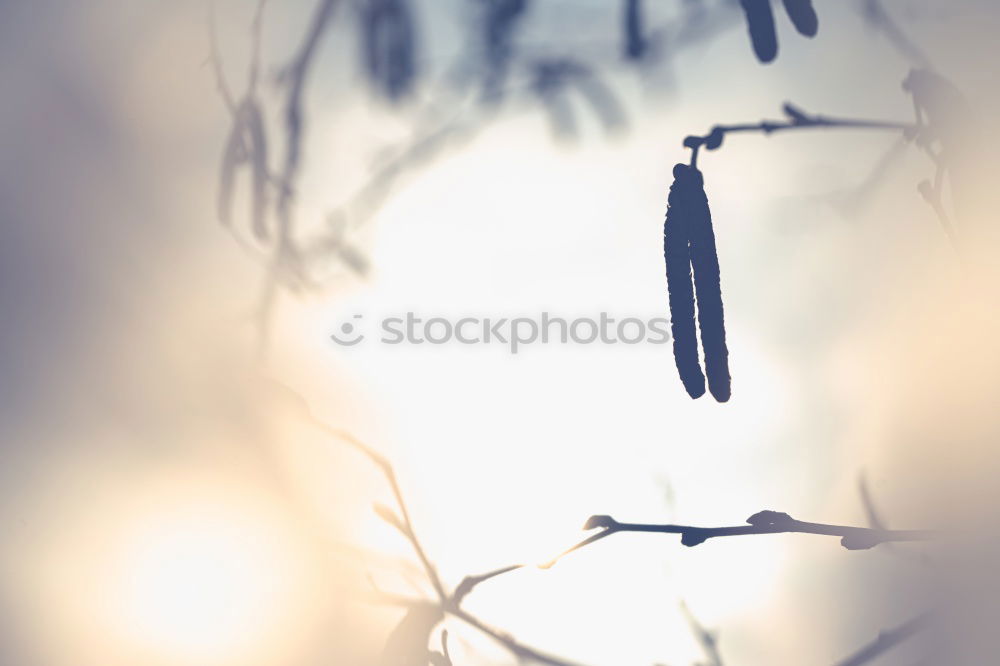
[[583, 514, 618, 530]]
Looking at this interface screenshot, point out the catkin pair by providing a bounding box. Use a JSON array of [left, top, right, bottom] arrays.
[[664, 163, 731, 402]]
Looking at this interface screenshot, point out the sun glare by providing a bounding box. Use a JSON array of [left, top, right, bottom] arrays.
[[83, 478, 315, 665], [112, 515, 278, 660]]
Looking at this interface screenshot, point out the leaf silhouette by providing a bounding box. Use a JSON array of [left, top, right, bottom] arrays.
[[664, 163, 706, 399], [379, 602, 444, 666]]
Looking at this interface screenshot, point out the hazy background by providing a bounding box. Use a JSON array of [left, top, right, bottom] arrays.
[[2, 1, 1000, 664]]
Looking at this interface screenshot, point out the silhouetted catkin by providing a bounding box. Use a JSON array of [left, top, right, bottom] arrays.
[[684, 165, 731, 402], [664, 163, 706, 399], [739, 0, 777, 63], [623, 0, 646, 60], [782, 0, 818, 37]]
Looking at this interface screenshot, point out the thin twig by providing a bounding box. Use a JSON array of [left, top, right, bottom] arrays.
[[451, 564, 525, 607], [449, 607, 585, 666], [542, 511, 938, 568], [306, 421, 448, 602], [684, 102, 915, 167]]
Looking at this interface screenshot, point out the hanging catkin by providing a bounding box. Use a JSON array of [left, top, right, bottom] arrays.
[[664, 163, 706, 399], [685, 165, 731, 402]]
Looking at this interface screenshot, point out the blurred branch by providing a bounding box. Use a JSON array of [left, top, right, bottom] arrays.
[[208, 1, 237, 113], [858, 474, 935, 567], [542, 510, 938, 568], [248, 0, 268, 93], [252, 0, 339, 356], [681, 601, 724, 666], [859, 0, 932, 68], [269, 381, 576, 664], [307, 423, 449, 603], [276, 0, 337, 215], [448, 606, 583, 666], [833, 613, 929, 666]]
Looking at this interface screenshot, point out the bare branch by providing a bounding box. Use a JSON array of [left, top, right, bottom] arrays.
[[543, 511, 938, 568], [451, 564, 525, 607], [684, 102, 915, 167], [858, 474, 935, 568], [277, 0, 338, 216], [248, 0, 268, 94], [859, 0, 932, 68], [448, 607, 587, 666]]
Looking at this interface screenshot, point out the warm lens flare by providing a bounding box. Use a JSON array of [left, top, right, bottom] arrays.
[[109, 510, 286, 661], [27, 471, 323, 666]]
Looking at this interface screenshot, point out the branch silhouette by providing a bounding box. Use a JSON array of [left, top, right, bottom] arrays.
[[542, 510, 938, 568], [683, 102, 915, 167]]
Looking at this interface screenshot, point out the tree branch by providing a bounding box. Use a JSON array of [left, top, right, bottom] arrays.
[[542, 510, 938, 568], [859, 0, 933, 69], [683, 102, 915, 167]]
